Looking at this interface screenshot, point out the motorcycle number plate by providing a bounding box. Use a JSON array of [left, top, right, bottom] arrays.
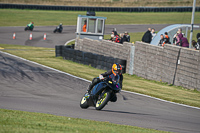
[[108, 81, 112, 84]]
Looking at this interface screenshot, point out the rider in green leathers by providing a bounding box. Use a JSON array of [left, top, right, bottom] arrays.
[[27, 22, 34, 30]]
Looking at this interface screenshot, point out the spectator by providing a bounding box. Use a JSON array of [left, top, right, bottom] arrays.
[[114, 34, 120, 43], [177, 28, 182, 34], [82, 20, 87, 32], [173, 32, 178, 45], [176, 33, 189, 48], [164, 32, 170, 44], [109, 34, 115, 42], [142, 28, 152, 43], [158, 34, 164, 46], [197, 33, 200, 45], [151, 28, 157, 39], [112, 28, 118, 36], [192, 40, 199, 50], [123, 31, 130, 42], [192, 33, 200, 50], [119, 33, 124, 44]]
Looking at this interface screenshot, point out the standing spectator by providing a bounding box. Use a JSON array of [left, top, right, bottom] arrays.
[[173, 32, 179, 45], [158, 34, 164, 46], [119, 33, 124, 44], [192, 33, 200, 50], [178, 28, 182, 34], [192, 40, 199, 50], [82, 20, 87, 32], [197, 33, 200, 45], [142, 28, 152, 43], [123, 31, 130, 42], [151, 28, 157, 39], [176, 33, 189, 48], [114, 34, 120, 43], [164, 32, 170, 44], [109, 34, 115, 42], [112, 28, 118, 36]]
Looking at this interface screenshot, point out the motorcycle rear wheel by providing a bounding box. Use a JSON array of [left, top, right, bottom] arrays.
[[80, 94, 89, 109], [95, 90, 111, 110]]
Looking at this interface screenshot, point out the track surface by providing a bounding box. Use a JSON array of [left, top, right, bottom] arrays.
[[0, 24, 170, 48], [0, 25, 200, 133]]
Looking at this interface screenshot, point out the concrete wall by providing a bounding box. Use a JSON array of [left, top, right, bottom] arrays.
[[134, 41, 200, 90], [175, 48, 200, 90], [75, 38, 133, 72], [75, 38, 200, 90]]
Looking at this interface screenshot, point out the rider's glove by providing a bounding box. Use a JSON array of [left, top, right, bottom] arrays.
[[99, 74, 104, 80]]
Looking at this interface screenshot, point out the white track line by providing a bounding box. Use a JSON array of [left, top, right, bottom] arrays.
[[1, 50, 200, 110], [64, 39, 75, 46]]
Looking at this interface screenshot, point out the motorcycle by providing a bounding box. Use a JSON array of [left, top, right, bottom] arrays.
[[24, 25, 34, 31], [80, 74, 121, 110], [53, 26, 63, 33]]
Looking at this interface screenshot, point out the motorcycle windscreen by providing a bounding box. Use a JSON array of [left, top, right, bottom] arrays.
[[91, 82, 105, 95]]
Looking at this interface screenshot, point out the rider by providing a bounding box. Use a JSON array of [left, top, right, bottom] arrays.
[[58, 23, 63, 32], [27, 22, 34, 30], [87, 63, 123, 102]]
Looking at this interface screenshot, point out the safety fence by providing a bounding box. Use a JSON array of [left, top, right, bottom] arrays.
[[1, 4, 200, 12], [55, 45, 127, 73]]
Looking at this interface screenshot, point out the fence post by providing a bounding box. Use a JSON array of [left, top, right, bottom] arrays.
[[128, 45, 135, 75]]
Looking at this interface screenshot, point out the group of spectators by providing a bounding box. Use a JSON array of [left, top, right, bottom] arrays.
[[171, 28, 189, 48], [109, 29, 130, 44], [142, 27, 200, 50], [172, 28, 199, 50]]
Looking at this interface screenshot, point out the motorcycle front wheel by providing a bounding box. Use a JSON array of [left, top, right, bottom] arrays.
[[95, 90, 111, 110], [80, 93, 89, 109]]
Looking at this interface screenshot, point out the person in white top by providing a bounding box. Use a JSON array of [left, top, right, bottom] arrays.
[[151, 28, 157, 39]]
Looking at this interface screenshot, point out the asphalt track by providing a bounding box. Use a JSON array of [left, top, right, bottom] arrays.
[[0, 25, 200, 133]]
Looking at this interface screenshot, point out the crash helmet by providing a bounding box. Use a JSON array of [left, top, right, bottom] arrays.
[[60, 23, 62, 25], [112, 63, 122, 76], [32, 22, 34, 24]]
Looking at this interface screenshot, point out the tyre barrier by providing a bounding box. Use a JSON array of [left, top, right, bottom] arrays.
[[1, 4, 199, 12], [56, 45, 126, 73], [55, 45, 74, 57]]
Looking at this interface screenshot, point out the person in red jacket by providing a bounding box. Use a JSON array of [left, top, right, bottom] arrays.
[[82, 20, 87, 32]]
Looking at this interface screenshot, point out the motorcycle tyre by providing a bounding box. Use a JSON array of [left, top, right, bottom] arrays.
[[80, 93, 89, 109], [95, 90, 111, 110], [24, 27, 28, 31], [53, 29, 57, 33]]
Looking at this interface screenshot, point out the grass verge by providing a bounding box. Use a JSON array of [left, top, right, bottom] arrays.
[[0, 43, 200, 108], [0, 9, 200, 26], [0, 109, 171, 133]]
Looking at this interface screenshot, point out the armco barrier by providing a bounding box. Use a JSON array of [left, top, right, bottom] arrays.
[[1, 4, 200, 12], [55, 45, 126, 73]]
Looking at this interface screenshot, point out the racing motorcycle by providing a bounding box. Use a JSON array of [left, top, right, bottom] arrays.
[[53, 26, 63, 33], [24, 25, 34, 31], [80, 74, 121, 110]]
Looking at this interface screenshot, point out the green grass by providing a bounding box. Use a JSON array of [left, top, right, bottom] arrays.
[[0, 9, 200, 26], [0, 44, 200, 108], [0, 109, 170, 133]]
